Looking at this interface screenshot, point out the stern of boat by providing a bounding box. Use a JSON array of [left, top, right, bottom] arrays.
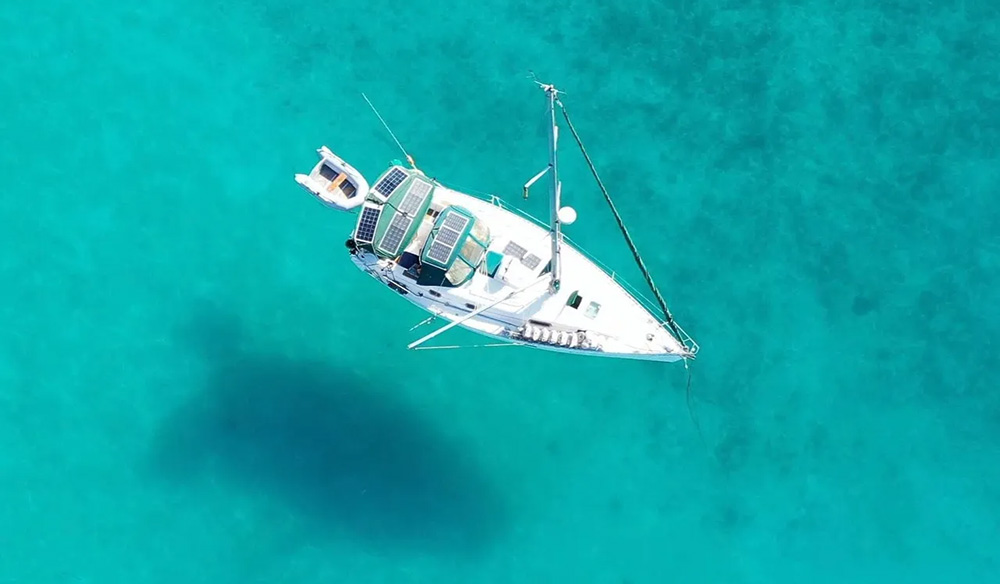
[[295, 146, 370, 211]]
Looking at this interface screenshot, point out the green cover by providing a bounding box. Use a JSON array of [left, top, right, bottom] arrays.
[[371, 170, 434, 258]]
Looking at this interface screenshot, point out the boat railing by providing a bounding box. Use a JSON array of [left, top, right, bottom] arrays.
[[479, 193, 699, 355]]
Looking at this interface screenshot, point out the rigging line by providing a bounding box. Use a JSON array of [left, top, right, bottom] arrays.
[[412, 342, 524, 351], [409, 315, 437, 331], [556, 100, 687, 348], [362, 92, 416, 168], [559, 98, 703, 439], [408, 274, 549, 350]]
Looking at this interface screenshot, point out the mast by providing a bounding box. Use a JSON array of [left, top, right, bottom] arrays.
[[543, 83, 562, 293]]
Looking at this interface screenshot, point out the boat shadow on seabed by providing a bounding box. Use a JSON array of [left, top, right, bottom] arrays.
[[147, 305, 508, 557]]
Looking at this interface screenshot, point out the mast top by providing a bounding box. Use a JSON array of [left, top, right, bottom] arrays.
[[529, 72, 563, 98], [539, 82, 559, 95]]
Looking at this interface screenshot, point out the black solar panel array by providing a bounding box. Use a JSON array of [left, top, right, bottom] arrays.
[[373, 168, 407, 197], [354, 207, 381, 243]]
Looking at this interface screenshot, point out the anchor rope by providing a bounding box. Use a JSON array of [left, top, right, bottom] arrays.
[[684, 359, 705, 447], [556, 101, 686, 346]]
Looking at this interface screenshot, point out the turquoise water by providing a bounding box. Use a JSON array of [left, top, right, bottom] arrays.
[[2, 0, 998, 581]]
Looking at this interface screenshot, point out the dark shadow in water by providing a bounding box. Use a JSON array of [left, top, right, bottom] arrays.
[[148, 306, 507, 557]]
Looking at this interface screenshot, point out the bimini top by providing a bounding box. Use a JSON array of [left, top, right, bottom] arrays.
[[418, 205, 491, 287], [360, 167, 435, 258]]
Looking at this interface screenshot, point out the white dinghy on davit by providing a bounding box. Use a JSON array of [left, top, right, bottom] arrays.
[[295, 80, 698, 363]]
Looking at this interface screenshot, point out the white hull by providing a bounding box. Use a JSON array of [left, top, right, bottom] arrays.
[[344, 180, 693, 362]]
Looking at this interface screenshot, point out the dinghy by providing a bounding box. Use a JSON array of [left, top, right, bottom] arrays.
[[295, 146, 370, 210]]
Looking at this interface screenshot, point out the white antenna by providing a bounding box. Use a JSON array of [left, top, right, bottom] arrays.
[[362, 92, 417, 168]]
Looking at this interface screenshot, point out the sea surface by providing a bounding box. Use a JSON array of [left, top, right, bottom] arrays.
[[1, 1, 998, 582]]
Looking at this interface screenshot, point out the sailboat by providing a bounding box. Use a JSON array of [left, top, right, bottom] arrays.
[[294, 81, 698, 362]]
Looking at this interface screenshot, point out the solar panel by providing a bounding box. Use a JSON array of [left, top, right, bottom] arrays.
[[388, 180, 432, 227], [355, 207, 381, 243], [396, 194, 416, 216], [398, 195, 423, 217], [373, 168, 407, 197], [380, 213, 413, 255], [427, 241, 453, 264], [400, 180, 432, 213], [442, 212, 469, 233], [435, 227, 461, 247], [521, 253, 541, 269], [503, 241, 527, 259]]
